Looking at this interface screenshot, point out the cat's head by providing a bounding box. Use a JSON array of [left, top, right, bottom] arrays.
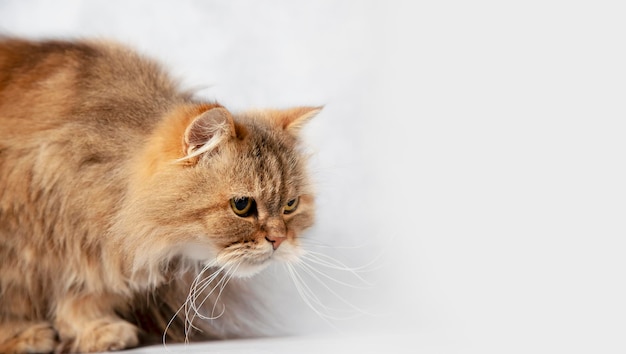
[[125, 104, 320, 279]]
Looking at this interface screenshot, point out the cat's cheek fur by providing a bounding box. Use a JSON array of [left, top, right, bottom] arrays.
[[179, 241, 218, 262]]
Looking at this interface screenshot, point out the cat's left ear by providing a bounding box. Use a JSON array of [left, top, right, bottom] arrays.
[[276, 106, 322, 134], [182, 107, 236, 160]]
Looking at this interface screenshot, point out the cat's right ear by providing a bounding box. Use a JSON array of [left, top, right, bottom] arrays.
[[181, 107, 236, 161]]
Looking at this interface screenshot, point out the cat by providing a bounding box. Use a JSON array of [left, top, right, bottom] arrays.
[[0, 37, 319, 353]]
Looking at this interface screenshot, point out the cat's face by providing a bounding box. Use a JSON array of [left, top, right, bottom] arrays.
[[141, 107, 318, 278], [192, 116, 315, 277]]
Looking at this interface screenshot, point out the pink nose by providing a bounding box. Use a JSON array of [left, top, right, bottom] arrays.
[[265, 235, 286, 250]]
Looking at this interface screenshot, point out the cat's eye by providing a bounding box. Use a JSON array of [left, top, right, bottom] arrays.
[[230, 197, 254, 217], [283, 197, 299, 214]]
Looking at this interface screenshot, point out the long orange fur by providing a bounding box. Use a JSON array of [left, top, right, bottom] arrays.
[[0, 37, 319, 353]]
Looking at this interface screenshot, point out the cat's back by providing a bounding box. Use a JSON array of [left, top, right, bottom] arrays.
[[0, 37, 186, 141], [0, 38, 189, 227]]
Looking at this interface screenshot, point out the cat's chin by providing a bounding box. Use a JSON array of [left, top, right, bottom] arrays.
[[215, 252, 275, 278], [178, 242, 272, 278], [227, 243, 303, 278], [178, 241, 303, 278], [227, 261, 272, 278]]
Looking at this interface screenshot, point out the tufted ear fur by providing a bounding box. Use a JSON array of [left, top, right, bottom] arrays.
[[182, 107, 236, 160], [273, 106, 322, 134]]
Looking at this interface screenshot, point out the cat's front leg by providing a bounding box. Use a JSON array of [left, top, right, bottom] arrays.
[[54, 293, 139, 353]]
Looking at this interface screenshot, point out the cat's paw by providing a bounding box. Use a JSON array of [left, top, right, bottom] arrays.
[[74, 320, 139, 352], [0, 322, 58, 353]]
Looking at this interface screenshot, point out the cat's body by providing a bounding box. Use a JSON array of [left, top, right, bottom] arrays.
[[0, 38, 317, 353]]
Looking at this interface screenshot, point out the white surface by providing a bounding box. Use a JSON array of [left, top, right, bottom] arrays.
[[127, 331, 425, 354], [1, 1, 625, 353]]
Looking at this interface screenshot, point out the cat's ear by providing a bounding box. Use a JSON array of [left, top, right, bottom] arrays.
[[182, 107, 235, 160], [275, 106, 322, 134]]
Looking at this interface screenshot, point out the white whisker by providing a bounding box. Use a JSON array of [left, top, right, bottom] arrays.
[[188, 264, 229, 324], [184, 265, 223, 343], [297, 260, 370, 289], [295, 261, 375, 318], [187, 264, 224, 324], [211, 261, 241, 318], [300, 238, 376, 250], [286, 263, 354, 321], [301, 249, 378, 272], [300, 251, 373, 286], [164, 260, 213, 349], [284, 264, 342, 326]]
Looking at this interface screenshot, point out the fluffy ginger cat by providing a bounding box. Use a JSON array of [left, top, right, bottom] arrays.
[[0, 37, 319, 353]]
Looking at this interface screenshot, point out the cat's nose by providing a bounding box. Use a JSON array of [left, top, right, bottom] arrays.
[[265, 235, 286, 250]]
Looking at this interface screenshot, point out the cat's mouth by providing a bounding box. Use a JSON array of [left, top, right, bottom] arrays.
[[181, 240, 299, 278]]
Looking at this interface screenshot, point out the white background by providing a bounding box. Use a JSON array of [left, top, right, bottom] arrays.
[[1, 1, 625, 353]]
